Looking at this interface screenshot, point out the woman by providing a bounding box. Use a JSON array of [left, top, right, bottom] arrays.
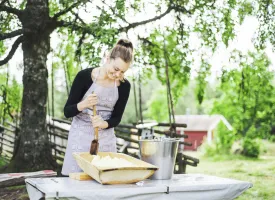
[[61, 39, 133, 175]]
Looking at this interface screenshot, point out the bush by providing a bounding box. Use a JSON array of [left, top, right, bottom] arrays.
[[198, 122, 236, 157], [269, 135, 275, 143], [198, 142, 217, 157], [213, 122, 236, 153], [242, 137, 261, 158], [230, 140, 243, 155]]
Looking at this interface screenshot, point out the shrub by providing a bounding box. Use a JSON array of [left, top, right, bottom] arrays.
[[269, 135, 275, 143], [242, 137, 261, 158]]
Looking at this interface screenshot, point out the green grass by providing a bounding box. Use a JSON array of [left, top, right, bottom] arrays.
[[186, 140, 275, 200], [7, 185, 26, 190]]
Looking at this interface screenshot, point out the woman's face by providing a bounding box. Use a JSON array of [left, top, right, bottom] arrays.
[[105, 57, 130, 81]]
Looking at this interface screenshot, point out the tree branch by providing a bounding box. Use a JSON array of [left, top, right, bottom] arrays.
[[173, 5, 192, 15], [120, 5, 192, 32], [0, 0, 12, 7], [55, 20, 97, 36], [72, 11, 86, 25], [0, 0, 9, 6], [53, 0, 87, 19], [0, 36, 23, 66], [0, 29, 23, 40], [118, 7, 173, 32], [0, 85, 14, 121], [0, 5, 23, 17], [55, 4, 192, 36], [55, 20, 76, 28], [138, 35, 162, 51], [100, 0, 128, 23], [75, 31, 87, 60]]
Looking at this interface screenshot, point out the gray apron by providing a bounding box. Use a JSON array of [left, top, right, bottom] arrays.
[[61, 69, 119, 175]]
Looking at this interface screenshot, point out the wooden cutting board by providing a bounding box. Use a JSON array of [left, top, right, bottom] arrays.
[[69, 172, 93, 181]]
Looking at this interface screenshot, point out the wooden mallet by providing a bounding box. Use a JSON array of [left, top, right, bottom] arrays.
[[90, 102, 99, 155]]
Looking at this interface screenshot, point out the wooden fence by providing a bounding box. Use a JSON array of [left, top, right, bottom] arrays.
[[0, 122, 18, 158], [0, 118, 199, 173]]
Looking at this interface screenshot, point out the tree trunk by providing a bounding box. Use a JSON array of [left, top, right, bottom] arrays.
[[6, 0, 57, 172]]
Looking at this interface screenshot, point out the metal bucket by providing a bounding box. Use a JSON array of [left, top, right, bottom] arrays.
[[139, 138, 180, 180]]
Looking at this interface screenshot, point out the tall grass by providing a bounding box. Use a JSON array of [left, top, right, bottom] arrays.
[[186, 140, 275, 200]]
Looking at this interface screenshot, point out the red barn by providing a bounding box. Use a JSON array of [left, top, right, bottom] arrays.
[[175, 115, 233, 151]]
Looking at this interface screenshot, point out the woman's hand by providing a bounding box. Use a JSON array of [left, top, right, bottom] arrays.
[[77, 93, 98, 111], [91, 115, 108, 129]]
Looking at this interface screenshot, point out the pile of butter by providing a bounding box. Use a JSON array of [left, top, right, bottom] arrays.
[[91, 155, 135, 168]]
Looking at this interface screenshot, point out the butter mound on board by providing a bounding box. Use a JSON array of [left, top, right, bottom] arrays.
[[73, 152, 158, 184], [91, 155, 135, 168]]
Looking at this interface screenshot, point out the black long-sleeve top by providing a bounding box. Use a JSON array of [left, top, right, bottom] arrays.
[[64, 68, 131, 129]]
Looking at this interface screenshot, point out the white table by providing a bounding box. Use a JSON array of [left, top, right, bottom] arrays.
[[25, 174, 252, 200]]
